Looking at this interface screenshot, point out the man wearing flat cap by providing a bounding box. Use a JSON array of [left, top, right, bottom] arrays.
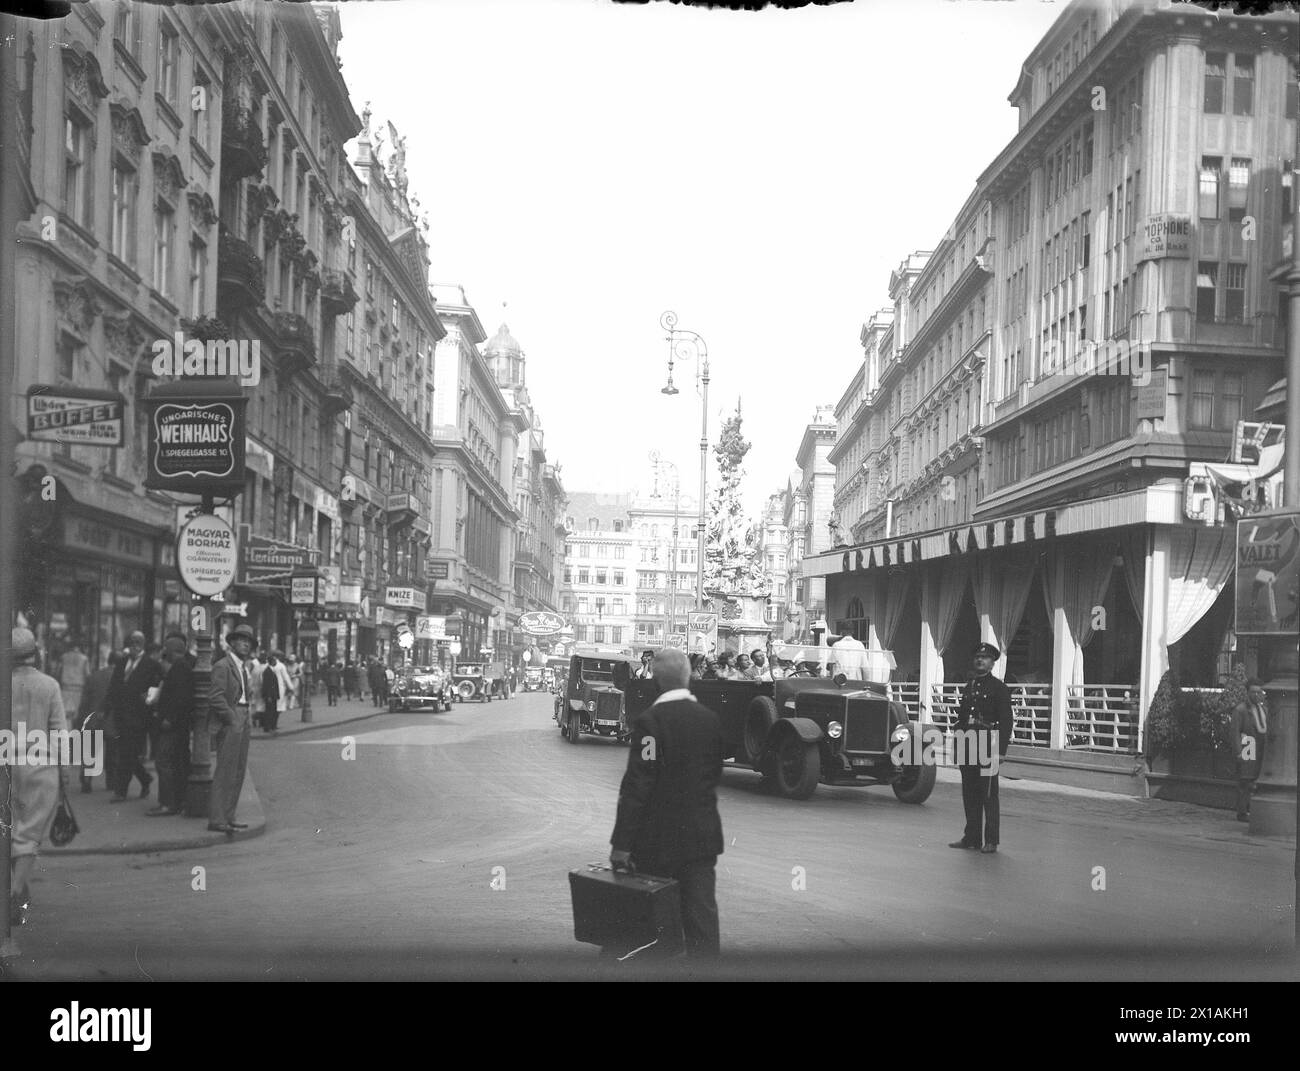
[[209, 624, 256, 833], [949, 641, 1013, 853]]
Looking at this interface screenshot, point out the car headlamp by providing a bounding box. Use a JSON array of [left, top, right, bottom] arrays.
[[586, 700, 596, 711], [890, 726, 911, 744], [827, 721, 843, 739]]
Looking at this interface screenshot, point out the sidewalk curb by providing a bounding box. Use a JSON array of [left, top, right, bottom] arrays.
[[47, 768, 267, 856], [261, 708, 391, 738]]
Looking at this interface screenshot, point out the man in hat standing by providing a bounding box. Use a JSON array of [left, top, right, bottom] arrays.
[[208, 624, 255, 834], [949, 642, 1014, 853]]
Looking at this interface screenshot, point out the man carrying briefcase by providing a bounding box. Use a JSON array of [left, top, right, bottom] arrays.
[[608, 647, 724, 957]]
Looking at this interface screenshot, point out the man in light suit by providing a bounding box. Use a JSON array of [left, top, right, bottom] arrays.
[[610, 647, 724, 957], [208, 624, 256, 834], [106, 630, 164, 802]]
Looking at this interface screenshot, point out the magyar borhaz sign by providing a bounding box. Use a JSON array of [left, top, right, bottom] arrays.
[[142, 379, 246, 494], [1235, 512, 1300, 636]]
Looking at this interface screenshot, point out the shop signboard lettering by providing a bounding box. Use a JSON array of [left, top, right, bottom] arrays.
[[27, 386, 126, 446], [1140, 213, 1191, 260], [385, 586, 425, 610], [143, 381, 247, 494], [1235, 512, 1300, 636], [177, 513, 239, 598]]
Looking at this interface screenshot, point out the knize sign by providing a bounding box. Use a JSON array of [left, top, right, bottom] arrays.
[[27, 386, 126, 446], [177, 513, 239, 598]]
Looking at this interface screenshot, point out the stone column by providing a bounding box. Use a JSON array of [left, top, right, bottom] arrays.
[[918, 565, 944, 725], [1048, 552, 1073, 751], [1137, 527, 1170, 753]]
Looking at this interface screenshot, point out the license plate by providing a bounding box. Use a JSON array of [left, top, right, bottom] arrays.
[[851, 758, 872, 767]]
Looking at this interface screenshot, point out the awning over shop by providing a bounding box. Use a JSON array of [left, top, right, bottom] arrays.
[[804, 485, 1187, 578]]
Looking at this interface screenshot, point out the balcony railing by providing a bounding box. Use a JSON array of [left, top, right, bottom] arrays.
[[385, 492, 420, 525], [216, 232, 264, 312], [220, 99, 267, 185], [1065, 684, 1138, 753], [272, 311, 315, 375], [320, 269, 360, 317], [929, 682, 1052, 753]]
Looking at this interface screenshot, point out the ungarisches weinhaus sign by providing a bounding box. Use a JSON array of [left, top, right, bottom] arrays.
[[143, 378, 247, 495]]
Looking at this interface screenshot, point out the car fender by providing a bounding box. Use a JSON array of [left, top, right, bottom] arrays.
[[767, 717, 823, 747]]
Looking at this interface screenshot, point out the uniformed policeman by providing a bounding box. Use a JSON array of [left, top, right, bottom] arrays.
[[948, 641, 1013, 854]]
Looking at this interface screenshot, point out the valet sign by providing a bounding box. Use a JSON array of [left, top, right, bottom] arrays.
[[176, 513, 239, 598]]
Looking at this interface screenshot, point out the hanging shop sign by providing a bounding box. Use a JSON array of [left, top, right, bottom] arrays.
[[26, 386, 126, 447], [416, 615, 446, 640], [143, 380, 247, 494], [176, 512, 239, 598], [1140, 213, 1191, 260], [385, 586, 425, 610], [687, 611, 719, 656], [518, 610, 566, 636]]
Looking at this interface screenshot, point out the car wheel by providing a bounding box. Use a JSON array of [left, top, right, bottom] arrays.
[[567, 711, 582, 744], [744, 697, 778, 764], [892, 761, 937, 804], [456, 680, 476, 702], [771, 734, 820, 799]]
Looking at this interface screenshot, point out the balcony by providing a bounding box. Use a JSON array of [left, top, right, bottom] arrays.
[[272, 311, 315, 377], [216, 232, 264, 312], [220, 100, 267, 186], [320, 366, 353, 418], [386, 492, 420, 526], [320, 269, 359, 318]]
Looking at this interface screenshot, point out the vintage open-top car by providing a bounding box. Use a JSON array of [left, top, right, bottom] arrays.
[[389, 666, 455, 713], [622, 645, 935, 802], [554, 647, 639, 743], [452, 661, 507, 702]]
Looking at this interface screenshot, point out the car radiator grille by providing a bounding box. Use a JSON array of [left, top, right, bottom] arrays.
[[844, 699, 890, 754], [596, 692, 622, 720]]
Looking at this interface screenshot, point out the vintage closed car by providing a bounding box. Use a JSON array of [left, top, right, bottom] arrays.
[[623, 655, 935, 802], [554, 648, 639, 743], [523, 666, 545, 691], [452, 662, 505, 702], [389, 667, 454, 713]]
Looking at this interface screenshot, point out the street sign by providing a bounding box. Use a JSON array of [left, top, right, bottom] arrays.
[[426, 559, 450, 580], [26, 386, 126, 447], [176, 513, 239, 598], [239, 524, 320, 580], [297, 618, 321, 641]]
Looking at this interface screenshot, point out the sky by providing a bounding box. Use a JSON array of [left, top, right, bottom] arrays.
[[334, 0, 1067, 518]]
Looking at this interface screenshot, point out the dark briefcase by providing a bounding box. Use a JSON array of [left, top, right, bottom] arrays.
[[569, 865, 683, 955]]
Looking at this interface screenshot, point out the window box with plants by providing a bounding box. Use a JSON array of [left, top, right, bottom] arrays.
[[1143, 669, 1247, 806]]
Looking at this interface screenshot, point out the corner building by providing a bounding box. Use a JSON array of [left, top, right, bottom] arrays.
[[810, 0, 1297, 794]]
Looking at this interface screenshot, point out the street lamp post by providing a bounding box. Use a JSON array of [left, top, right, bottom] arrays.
[[660, 310, 709, 612], [650, 452, 682, 644]]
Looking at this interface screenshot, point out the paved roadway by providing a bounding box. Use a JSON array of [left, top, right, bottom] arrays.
[[5, 690, 1295, 980]]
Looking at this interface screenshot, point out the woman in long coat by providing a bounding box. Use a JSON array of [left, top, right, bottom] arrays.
[[10, 627, 66, 927]]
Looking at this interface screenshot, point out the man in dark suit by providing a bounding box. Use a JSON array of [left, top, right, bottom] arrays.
[[146, 633, 194, 816], [1228, 679, 1269, 822], [106, 630, 164, 802], [76, 651, 119, 792], [610, 646, 724, 957], [948, 641, 1014, 854]]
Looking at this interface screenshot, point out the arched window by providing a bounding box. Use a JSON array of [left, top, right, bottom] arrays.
[[841, 596, 869, 643]]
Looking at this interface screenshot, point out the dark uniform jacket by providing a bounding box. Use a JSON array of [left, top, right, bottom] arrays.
[[1227, 699, 1267, 780], [954, 671, 1014, 757], [611, 694, 724, 870], [155, 654, 195, 735], [107, 655, 164, 732]]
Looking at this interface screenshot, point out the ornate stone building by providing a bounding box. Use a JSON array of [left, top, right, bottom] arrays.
[[12, 1, 238, 665]]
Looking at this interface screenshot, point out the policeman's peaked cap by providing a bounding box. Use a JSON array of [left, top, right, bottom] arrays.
[[972, 642, 1000, 659]]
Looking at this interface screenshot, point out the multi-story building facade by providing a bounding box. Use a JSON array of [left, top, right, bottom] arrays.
[[830, 309, 893, 546], [329, 109, 443, 664], [757, 494, 789, 633], [482, 323, 568, 661], [807, 0, 1297, 794], [778, 407, 837, 642], [559, 493, 636, 649], [13, 2, 249, 665], [428, 288, 521, 663], [628, 480, 701, 650]]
